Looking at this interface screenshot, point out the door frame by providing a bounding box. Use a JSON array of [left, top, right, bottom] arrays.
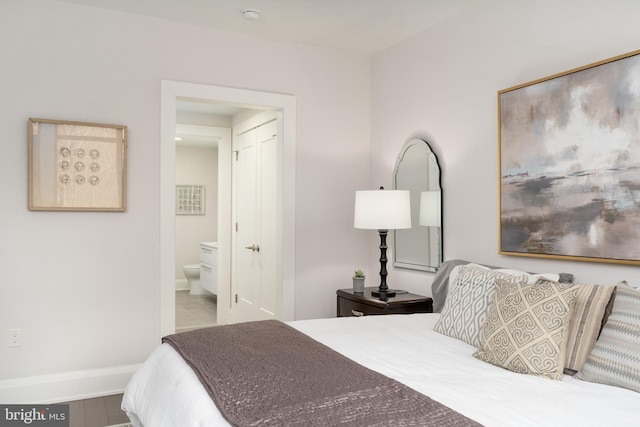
[[160, 80, 296, 338]]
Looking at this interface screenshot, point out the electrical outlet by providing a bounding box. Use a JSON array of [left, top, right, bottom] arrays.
[[9, 329, 21, 347]]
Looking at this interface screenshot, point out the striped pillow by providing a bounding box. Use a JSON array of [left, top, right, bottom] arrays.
[[576, 285, 640, 393], [536, 279, 615, 374]]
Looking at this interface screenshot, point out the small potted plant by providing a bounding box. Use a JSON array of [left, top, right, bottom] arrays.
[[353, 269, 365, 293]]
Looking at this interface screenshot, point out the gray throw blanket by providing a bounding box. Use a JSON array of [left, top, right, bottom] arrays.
[[163, 320, 482, 427]]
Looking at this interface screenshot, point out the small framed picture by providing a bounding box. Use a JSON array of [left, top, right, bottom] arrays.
[[28, 118, 127, 211], [176, 185, 205, 215]]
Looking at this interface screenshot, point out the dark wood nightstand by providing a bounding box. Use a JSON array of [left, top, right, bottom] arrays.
[[336, 287, 433, 317]]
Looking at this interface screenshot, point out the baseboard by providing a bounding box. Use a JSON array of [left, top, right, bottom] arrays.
[[175, 278, 189, 291], [0, 363, 140, 404]]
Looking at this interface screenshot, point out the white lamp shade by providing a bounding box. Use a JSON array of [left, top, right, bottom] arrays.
[[354, 190, 412, 230], [419, 191, 441, 227]]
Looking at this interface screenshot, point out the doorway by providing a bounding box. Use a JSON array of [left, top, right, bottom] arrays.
[[159, 80, 296, 338], [174, 122, 227, 332]]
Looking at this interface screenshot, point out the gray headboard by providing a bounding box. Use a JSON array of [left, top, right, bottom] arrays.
[[431, 259, 574, 313]]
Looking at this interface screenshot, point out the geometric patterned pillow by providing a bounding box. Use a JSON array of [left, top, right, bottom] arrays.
[[535, 279, 615, 375], [576, 285, 640, 392], [433, 265, 528, 348], [473, 278, 579, 380]]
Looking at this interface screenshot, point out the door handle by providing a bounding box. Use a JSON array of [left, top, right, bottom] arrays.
[[244, 244, 260, 252]]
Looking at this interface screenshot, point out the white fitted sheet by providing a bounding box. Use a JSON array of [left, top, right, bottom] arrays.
[[122, 314, 640, 426]]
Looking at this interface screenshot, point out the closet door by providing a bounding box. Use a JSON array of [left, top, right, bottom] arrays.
[[233, 118, 278, 323], [256, 120, 278, 318]]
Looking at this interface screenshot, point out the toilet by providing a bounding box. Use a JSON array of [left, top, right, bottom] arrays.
[[183, 264, 209, 295]]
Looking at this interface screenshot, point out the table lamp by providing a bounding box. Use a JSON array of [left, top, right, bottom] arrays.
[[354, 187, 411, 299]]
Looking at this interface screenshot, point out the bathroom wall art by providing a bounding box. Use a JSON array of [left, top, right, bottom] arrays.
[[28, 118, 127, 211], [499, 49, 640, 265], [176, 185, 205, 215]]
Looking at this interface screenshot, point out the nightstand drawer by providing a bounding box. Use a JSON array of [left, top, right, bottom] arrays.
[[338, 299, 390, 317]]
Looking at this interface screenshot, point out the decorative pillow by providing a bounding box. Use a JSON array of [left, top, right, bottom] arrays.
[[473, 278, 579, 380], [576, 285, 640, 393], [433, 265, 528, 347], [536, 278, 615, 375]]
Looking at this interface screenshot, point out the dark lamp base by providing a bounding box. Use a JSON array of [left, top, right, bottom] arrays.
[[371, 289, 396, 298]]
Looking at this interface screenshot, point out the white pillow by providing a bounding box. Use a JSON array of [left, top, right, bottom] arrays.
[[448, 263, 560, 288]]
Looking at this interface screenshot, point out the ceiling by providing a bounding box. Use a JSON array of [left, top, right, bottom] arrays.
[[58, 0, 480, 54], [60, 0, 481, 147]]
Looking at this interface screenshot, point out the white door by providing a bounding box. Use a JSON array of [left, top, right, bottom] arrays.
[[233, 117, 279, 322]]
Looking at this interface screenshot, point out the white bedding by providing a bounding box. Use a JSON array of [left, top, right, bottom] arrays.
[[122, 314, 640, 426]]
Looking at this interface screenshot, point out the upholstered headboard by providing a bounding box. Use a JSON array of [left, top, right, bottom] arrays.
[[431, 259, 574, 313]]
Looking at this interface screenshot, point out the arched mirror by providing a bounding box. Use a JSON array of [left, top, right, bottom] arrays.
[[393, 138, 442, 272]]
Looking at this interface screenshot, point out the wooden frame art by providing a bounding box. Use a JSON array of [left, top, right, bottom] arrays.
[[28, 118, 127, 211], [499, 50, 640, 265]]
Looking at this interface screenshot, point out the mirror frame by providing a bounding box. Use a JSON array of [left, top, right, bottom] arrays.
[[393, 138, 443, 272]]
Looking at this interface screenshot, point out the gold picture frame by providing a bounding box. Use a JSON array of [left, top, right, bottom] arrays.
[[498, 49, 640, 265], [28, 118, 127, 211]]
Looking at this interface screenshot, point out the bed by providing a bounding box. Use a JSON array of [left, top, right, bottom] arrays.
[[122, 261, 640, 426]]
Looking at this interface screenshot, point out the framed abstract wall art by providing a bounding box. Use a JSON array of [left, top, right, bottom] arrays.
[[499, 50, 640, 265], [29, 118, 127, 211]]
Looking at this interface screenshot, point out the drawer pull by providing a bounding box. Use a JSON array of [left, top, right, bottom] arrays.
[[201, 265, 213, 272], [351, 310, 364, 317], [202, 248, 213, 253]]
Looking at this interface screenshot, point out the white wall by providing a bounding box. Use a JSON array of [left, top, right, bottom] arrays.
[[175, 145, 218, 284], [371, 0, 640, 296], [0, 0, 371, 401]]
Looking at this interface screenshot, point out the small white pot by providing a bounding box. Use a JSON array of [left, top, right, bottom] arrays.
[[352, 277, 365, 293]]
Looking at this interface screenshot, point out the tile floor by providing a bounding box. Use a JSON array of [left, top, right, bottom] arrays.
[[175, 290, 217, 332]]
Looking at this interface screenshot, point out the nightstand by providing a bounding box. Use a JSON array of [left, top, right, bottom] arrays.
[[336, 287, 433, 317]]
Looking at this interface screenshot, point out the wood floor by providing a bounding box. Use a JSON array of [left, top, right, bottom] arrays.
[[62, 393, 130, 427]]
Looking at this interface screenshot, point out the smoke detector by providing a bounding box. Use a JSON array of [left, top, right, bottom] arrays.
[[241, 9, 261, 21]]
